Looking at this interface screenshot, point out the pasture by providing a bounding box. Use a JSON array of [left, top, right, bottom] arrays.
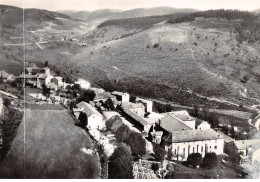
[[0, 109, 100, 178]]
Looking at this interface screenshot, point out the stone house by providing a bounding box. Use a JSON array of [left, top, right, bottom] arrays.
[[162, 129, 224, 161]]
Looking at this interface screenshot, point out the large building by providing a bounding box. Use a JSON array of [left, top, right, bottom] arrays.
[[76, 101, 104, 130], [162, 129, 224, 161]]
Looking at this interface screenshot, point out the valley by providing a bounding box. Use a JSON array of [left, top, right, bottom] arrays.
[[0, 5, 260, 109]]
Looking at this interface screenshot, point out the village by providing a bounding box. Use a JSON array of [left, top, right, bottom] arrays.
[[0, 63, 260, 179]]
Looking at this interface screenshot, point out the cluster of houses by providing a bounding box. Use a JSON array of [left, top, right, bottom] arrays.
[[70, 89, 260, 164], [1, 63, 73, 92], [1, 65, 260, 166]]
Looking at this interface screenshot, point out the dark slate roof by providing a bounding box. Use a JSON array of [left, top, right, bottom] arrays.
[[163, 129, 223, 143], [233, 139, 260, 150], [159, 114, 192, 132], [76, 101, 102, 117], [216, 131, 235, 143], [195, 118, 207, 127]]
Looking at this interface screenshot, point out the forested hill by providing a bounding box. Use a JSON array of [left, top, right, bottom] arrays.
[[167, 9, 260, 43]]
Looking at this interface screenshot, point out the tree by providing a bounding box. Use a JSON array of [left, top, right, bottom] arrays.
[[187, 153, 203, 167], [42, 84, 50, 98], [109, 143, 133, 179], [151, 163, 159, 172], [153, 144, 166, 162], [202, 152, 218, 169], [79, 89, 96, 102], [114, 124, 131, 143], [3, 98, 11, 108], [105, 98, 115, 111], [44, 61, 49, 67], [125, 132, 146, 157], [165, 171, 175, 179], [105, 115, 122, 131], [78, 112, 88, 128]]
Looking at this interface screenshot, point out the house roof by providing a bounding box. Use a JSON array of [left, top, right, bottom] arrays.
[[216, 131, 235, 143], [122, 102, 144, 110], [18, 74, 37, 79], [37, 74, 47, 79], [94, 92, 116, 101], [25, 67, 44, 75], [233, 139, 260, 150], [76, 101, 102, 117], [195, 118, 209, 127], [0, 70, 12, 79], [124, 109, 151, 127], [159, 114, 192, 132], [163, 129, 223, 143], [111, 91, 126, 96], [170, 110, 194, 121]]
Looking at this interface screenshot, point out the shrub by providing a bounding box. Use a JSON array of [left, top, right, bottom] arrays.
[[202, 152, 218, 169], [3, 98, 11, 108], [105, 115, 122, 131], [114, 124, 131, 143], [109, 143, 133, 179], [153, 145, 166, 162], [151, 163, 159, 171], [187, 153, 203, 167], [153, 43, 159, 48], [78, 112, 88, 128], [125, 132, 146, 157]]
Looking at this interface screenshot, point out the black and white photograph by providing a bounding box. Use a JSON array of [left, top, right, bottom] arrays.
[[0, 0, 260, 179]]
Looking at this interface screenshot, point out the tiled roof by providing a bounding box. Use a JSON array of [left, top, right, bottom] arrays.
[[122, 102, 144, 110], [233, 139, 260, 150], [195, 118, 207, 127], [170, 110, 192, 121], [124, 109, 151, 126], [18, 74, 37, 79], [76, 101, 102, 117], [111, 91, 125, 96], [159, 114, 192, 132], [216, 131, 234, 143], [94, 93, 116, 101], [163, 129, 223, 143]]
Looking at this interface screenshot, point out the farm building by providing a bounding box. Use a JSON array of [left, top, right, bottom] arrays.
[[226, 139, 260, 164], [76, 101, 104, 130]]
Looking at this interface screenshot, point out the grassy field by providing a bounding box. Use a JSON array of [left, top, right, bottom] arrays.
[[173, 161, 243, 179], [0, 109, 100, 178]]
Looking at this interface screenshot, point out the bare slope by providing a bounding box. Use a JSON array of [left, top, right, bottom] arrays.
[[71, 20, 260, 106], [0, 109, 100, 178]]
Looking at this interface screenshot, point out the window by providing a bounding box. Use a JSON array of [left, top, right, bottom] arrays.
[[201, 146, 203, 152], [214, 146, 217, 149], [183, 148, 185, 155]]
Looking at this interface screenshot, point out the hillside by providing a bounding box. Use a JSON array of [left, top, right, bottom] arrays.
[[0, 109, 100, 178], [71, 17, 260, 107], [59, 6, 198, 21], [253, 8, 260, 14]]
